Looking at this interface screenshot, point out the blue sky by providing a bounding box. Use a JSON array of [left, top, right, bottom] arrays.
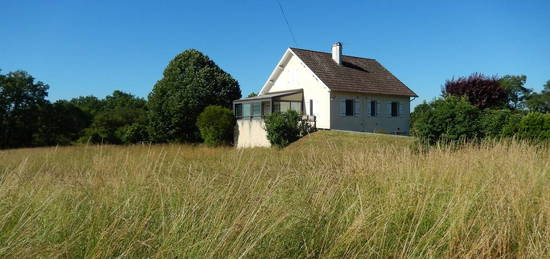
[[1, 0, 549, 107]]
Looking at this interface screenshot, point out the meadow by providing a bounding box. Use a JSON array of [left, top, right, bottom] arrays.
[[0, 131, 549, 258]]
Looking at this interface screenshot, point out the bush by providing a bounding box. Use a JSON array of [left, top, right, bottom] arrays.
[[120, 123, 149, 144], [479, 109, 521, 139], [501, 113, 523, 137], [196, 105, 235, 146], [516, 112, 550, 141], [411, 96, 481, 144], [264, 110, 312, 147]]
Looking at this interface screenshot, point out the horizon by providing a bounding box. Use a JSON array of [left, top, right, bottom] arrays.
[[1, 0, 549, 107]]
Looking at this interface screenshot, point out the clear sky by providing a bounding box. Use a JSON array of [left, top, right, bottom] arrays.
[[1, 0, 549, 107]]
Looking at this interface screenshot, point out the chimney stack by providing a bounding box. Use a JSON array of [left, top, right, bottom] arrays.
[[332, 42, 342, 66]]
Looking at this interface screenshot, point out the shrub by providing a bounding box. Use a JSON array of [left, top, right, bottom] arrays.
[[411, 96, 481, 144], [264, 110, 312, 147], [501, 113, 523, 137], [443, 73, 506, 109], [120, 123, 149, 144], [479, 109, 523, 139], [516, 112, 550, 141], [196, 105, 235, 146]]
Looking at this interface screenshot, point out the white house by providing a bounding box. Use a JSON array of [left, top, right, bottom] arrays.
[[233, 43, 417, 148]]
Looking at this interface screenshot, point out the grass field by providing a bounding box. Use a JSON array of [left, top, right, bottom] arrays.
[[0, 131, 549, 258]]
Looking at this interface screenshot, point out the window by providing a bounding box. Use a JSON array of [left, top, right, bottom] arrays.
[[309, 99, 313, 116], [370, 101, 376, 116], [345, 99, 354, 116], [290, 101, 302, 113], [252, 102, 261, 117], [262, 101, 271, 116], [235, 103, 242, 118], [242, 103, 251, 118], [273, 101, 302, 114], [279, 101, 290, 112], [391, 102, 399, 117]]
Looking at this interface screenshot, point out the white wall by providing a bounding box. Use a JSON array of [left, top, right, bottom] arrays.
[[266, 54, 331, 129], [330, 92, 411, 134], [235, 119, 271, 148]]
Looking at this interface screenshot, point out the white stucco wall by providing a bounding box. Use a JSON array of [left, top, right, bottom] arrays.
[[235, 119, 271, 148], [264, 53, 331, 129], [330, 92, 411, 134]]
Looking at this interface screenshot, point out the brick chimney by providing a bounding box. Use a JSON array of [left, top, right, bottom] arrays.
[[332, 42, 342, 66]]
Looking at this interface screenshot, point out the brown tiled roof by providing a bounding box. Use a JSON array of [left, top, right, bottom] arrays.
[[290, 48, 418, 97]]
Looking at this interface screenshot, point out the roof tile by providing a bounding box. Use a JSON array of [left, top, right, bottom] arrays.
[[290, 48, 418, 97]]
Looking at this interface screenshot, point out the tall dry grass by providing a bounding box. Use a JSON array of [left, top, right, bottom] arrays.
[[0, 131, 549, 258]]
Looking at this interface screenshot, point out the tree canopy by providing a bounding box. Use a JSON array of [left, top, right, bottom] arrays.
[[442, 73, 506, 109], [148, 49, 241, 142], [499, 75, 531, 110], [0, 70, 49, 148], [526, 80, 550, 113]]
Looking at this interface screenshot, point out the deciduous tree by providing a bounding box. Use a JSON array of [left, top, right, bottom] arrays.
[[442, 73, 506, 109], [148, 49, 241, 142]]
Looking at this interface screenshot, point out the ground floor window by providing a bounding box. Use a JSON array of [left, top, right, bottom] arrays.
[[235, 103, 242, 118], [391, 102, 399, 117], [370, 100, 377, 116], [345, 99, 354, 116], [273, 101, 302, 113]]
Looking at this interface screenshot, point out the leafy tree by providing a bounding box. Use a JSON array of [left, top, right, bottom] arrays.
[[196, 105, 235, 146], [443, 73, 506, 109], [119, 123, 149, 144], [0, 70, 49, 148], [78, 91, 148, 144], [410, 102, 431, 127], [411, 96, 481, 144], [264, 110, 312, 147], [148, 49, 241, 143], [247, 92, 258, 98], [499, 75, 532, 110], [33, 100, 90, 146], [525, 80, 550, 113], [69, 95, 104, 117]]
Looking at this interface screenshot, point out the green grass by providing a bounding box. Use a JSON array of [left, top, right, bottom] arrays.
[[0, 131, 549, 257]]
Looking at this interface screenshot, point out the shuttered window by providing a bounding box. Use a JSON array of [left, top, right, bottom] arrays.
[[345, 99, 354, 116], [391, 102, 399, 117]]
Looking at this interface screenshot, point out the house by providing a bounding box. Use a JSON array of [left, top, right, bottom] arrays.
[[233, 43, 417, 148]]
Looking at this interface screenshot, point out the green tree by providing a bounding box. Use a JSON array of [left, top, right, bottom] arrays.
[[78, 91, 148, 144], [247, 92, 258, 98], [33, 100, 90, 146], [196, 105, 235, 146], [499, 75, 532, 110], [411, 96, 481, 144], [0, 70, 49, 148], [69, 95, 104, 117], [526, 80, 550, 113], [148, 49, 241, 143]]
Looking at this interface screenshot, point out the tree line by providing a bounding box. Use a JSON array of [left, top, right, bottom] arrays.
[[0, 49, 241, 149], [411, 73, 550, 144]]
